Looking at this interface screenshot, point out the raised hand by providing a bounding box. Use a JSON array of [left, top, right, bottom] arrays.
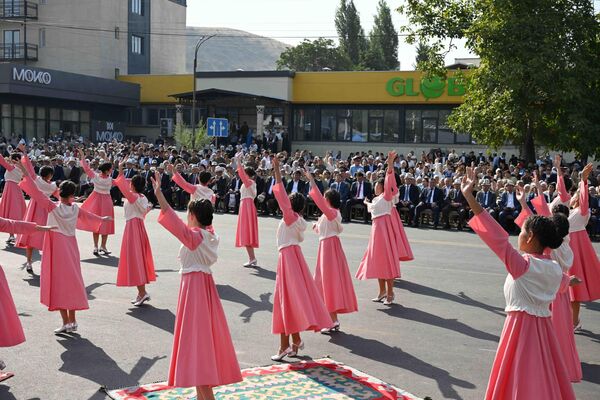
[[553, 154, 561, 170], [460, 167, 477, 197], [582, 163, 593, 182], [151, 171, 161, 193], [387, 151, 397, 168], [14, 161, 29, 177], [515, 186, 526, 204], [166, 163, 174, 174]]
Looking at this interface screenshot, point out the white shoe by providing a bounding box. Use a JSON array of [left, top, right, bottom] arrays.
[[99, 247, 111, 255], [574, 320, 582, 333], [243, 259, 257, 268], [383, 295, 395, 306], [54, 324, 70, 334], [320, 321, 341, 334], [371, 293, 386, 302], [134, 293, 151, 306], [68, 322, 78, 333], [270, 347, 292, 362]]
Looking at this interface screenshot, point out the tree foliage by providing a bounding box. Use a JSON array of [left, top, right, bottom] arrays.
[[335, 0, 368, 67], [365, 0, 399, 70], [174, 122, 212, 150], [276, 38, 352, 71], [414, 41, 433, 69], [400, 0, 600, 161]]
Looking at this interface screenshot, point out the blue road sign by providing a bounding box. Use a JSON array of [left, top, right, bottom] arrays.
[[207, 117, 229, 138]]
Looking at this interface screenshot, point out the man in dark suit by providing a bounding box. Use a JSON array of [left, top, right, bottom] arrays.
[[414, 177, 443, 228], [158, 164, 174, 207], [257, 171, 282, 216], [52, 157, 66, 184], [286, 169, 307, 195], [475, 179, 497, 219], [225, 170, 242, 214], [110, 167, 122, 206], [330, 171, 350, 221], [589, 187, 600, 236], [66, 157, 81, 195], [498, 181, 521, 232], [344, 171, 372, 223], [398, 174, 420, 225], [141, 162, 156, 206], [212, 166, 229, 212], [442, 179, 470, 229], [173, 163, 190, 210]]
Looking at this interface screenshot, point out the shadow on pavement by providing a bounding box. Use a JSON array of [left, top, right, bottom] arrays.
[[248, 266, 276, 281], [328, 332, 475, 400], [57, 336, 164, 391], [582, 362, 600, 384], [80, 256, 119, 268], [576, 329, 600, 345], [127, 305, 175, 334], [395, 280, 505, 317], [380, 305, 500, 343], [217, 284, 273, 323], [2, 245, 40, 262], [0, 385, 19, 400], [22, 274, 40, 288], [86, 282, 113, 301], [584, 302, 600, 312]]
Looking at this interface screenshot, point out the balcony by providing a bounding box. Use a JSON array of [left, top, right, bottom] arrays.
[[0, 1, 38, 20], [0, 43, 38, 61]]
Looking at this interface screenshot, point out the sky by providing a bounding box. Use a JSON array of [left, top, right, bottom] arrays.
[[186, 0, 474, 70]]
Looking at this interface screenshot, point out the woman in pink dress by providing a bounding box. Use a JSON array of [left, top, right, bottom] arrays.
[[270, 156, 332, 362], [0, 217, 54, 374], [16, 154, 58, 273], [151, 171, 241, 400], [565, 163, 600, 329], [78, 148, 115, 256], [304, 171, 357, 333], [390, 171, 414, 262], [462, 167, 575, 400], [234, 153, 259, 267], [515, 180, 582, 383], [356, 151, 401, 305], [114, 161, 156, 306], [16, 162, 111, 334], [0, 153, 26, 245], [168, 163, 215, 203]]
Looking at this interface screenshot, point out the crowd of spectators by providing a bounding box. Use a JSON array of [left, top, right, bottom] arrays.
[[1, 136, 599, 239]]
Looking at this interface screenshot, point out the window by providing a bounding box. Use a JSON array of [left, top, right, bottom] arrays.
[[131, 35, 143, 54], [131, 0, 143, 15], [3, 30, 20, 59], [39, 29, 46, 48], [336, 109, 352, 141], [115, 27, 120, 40], [405, 110, 422, 143], [383, 110, 400, 142], [320, 109, 335, 141], [114, 68, 120, 79], [146, 108, 159, 126], [351, 109, 368, 142], [437, 110, 454, 144], [129, 108, 143, 125], [293, 108, 315, 141]]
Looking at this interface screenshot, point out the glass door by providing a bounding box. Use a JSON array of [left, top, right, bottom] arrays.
[[422, 118, 438, 143], [4, 30, 20, 59]]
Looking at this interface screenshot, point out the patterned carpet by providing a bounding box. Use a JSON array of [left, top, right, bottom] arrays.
[[104, 358, 421, 399]]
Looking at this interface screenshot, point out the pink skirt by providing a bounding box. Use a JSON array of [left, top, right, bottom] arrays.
[[356, 214, 401, 280], [117, 218, 156, 287], [551, 291, 582, 382], [79, 191, 115, 235], [272, 245, 333, 334], [235, 198, 259, 248], [568, 230, 600, 302], [485, 311, 575, 400], [391, 207, 414, 262], [0, 181, 26, 221], [16, 198, 49, 250], [168, 271, 242, 388], [313, 236, 358, 314], [40, 232, 89, 311], [0, 266, 25, 347]]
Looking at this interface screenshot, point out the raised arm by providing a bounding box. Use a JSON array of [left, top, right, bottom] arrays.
[[305, 171, 336, 220], [272, 156, 298, 225], [0, 217, 37, 235], [78, 148, 95, 179], [514, 186, 534, 227], [236, 159, 253, 188], [554, 155, 571, 203], [15, 164, 56, 212], [77, 207, 109, 233], [578, 163, 593, 216], [157, 206, 203, 250], [168, 164, 197, 195], [114, 175, 138, 204], [21, 153, 36, 177], [0, 155, 14, 171], [383, 151, 398, 201]]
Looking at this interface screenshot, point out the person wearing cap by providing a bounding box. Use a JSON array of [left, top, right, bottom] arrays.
[[498, 180, 521, 232], [398, 174, 419, 226], [475, 179, 498, 219], [441, 179, 470, 230], [349, 156, 364, 177]]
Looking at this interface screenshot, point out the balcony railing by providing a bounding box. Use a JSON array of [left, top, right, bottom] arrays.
[[0, 1, 38, 19], [0, 43, 38, 61]]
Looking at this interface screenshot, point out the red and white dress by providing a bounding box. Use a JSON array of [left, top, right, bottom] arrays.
[[356, 169, 402, 280], [0, 218, 37, 347], [0, 156, 26, 221], [309, 186, 358, 314], [391, 192, 414, 262], [16, 154, 58, 250], [114, 176, 156, 287], [172, 171, 216, 203], [470, 211, 575, 400], [78, 160, 115, 235], [567, 180, 600, 302], [235, 164, 259, 248], [516, 197, 582, 382], [157, 207, 242, 388], [271, 182, 332, 334], [20, 176, 105, 311]]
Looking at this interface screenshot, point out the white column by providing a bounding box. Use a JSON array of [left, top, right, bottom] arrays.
[[175, 104, 184, 127], [256, 105, 265, 140]]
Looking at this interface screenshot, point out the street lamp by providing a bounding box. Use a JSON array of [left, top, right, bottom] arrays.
[[191, 34, 216, 141]]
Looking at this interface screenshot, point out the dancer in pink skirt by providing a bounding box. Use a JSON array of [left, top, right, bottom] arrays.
[[0, 217, 54, 374], [168, 163, 215, 203], [16, 154, 58, 273], [78, 149, 115, 256], [391, 171, 414, 262], [115, 160, 155, 307], [565, 163, 600, 329], [356, 151, 401, 305], [515, 181, 582, 383], [462, 167, 575, 400], [304, 171, 357, 333], [270, 156, 332, 362], [0, 153, 26, 245], [151, 171, 241, 400], [234, 153, 259, 267], [17, 162, 111, 334]]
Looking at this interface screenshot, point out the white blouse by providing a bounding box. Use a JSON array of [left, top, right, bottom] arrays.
[[35, 176, 58, 197], [367, 194, 393, 219], [124, 195, 149, 221], [47, 203, 80, 237], [92, 174, 113, 194], [569, 208, 589, 233], [551, 237, 574, 272], [4, 167, 23, 183], [240, 181, 257, 200], [192, 185, 215, 202], [277, 217, 307, 250], [179, 229, 219, 274], [314, 210, 343, 240]]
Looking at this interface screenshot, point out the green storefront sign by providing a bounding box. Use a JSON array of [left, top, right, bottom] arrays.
[[386, 76, 466, 100]]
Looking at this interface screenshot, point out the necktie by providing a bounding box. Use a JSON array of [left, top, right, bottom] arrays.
[[404, 185, 409, 201], [358, 182, 362, 198], [484, 192, 488, 206], [429, 189, 434, 203]]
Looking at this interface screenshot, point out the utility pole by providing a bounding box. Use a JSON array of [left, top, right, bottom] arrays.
[[191, 34, 216, 148]]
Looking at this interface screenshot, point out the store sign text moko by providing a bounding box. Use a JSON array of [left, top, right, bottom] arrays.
[[12, 67, 52, 85], [386, 76, 465, 100]]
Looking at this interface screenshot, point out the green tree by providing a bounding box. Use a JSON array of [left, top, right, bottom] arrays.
[[335, 0, 368, 67], [400, 0, 600, 162], [365, 0, 399, 71], [174, 122, 212, 150], [413, 41, 433, 69], [276, 38, 352, 71]]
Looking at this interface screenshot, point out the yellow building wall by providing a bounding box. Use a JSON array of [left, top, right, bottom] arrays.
[[292, 71, 466, 105], [118, 74, 193, 104]]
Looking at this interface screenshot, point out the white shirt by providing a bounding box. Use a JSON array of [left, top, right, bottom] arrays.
[[276, 216, 307, 250], [314, 209, 343, 240], [505, 192, 515, 208], [47, 203, 80, 236], [92, 174, 112, 194], [551, 237, 573, 272], [178, 229, 219, 274], [35, 176, 58, 197], [124, 195, 149, 221], [291, 180, 299, 194], [192, 185, 215, 202], [569, 207, 590, 233], [4, 167, 23, 183], [367, 194, 393, 219], [240, 180, 257, 200]]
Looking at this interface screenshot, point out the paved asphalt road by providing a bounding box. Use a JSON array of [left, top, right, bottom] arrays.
[[0, 208, 599, 400]]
